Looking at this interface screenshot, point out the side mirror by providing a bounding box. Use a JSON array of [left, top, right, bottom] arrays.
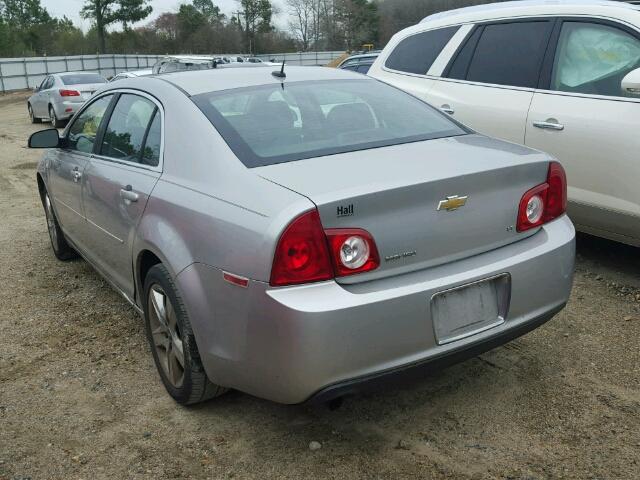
[[621, 67, 640, 96], [28, 128, 61, 148]]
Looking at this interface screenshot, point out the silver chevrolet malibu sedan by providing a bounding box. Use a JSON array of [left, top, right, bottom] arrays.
[[28, 66, 575, 405]]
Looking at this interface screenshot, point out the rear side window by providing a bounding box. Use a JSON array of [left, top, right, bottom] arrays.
[[452, 21, 552, 88], [141, 111, 162, 166], [99, 94, 158, 164], [385, 26, 459, 75]]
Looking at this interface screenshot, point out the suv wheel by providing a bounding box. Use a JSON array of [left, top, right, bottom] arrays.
[[42, 190, 77, 260], [143, 264, 228, 404]]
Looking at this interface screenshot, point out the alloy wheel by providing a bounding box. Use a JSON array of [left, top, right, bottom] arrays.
[[148, 285, 185, 388], [44, 193, 58, 247]]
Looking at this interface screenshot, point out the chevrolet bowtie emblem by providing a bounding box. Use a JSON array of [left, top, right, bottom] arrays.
[[437, 195, 468, 211]]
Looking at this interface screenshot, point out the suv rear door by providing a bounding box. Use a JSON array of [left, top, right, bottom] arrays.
[[427, 20, 554, 143]]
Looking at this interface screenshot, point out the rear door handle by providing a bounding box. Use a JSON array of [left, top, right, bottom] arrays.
[[71, 167, 82, 182], [120, 185, 139, 203], [533, 119, 564, 131], [440, 104, 455, 115]]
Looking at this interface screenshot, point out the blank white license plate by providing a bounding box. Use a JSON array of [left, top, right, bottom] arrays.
[[431, 275, 509, 345]]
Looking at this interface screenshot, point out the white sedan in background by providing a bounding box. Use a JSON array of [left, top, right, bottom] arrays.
[[110, 69, 153, 82], [370, 0, 640, 246], [28, 72, 107, 128]]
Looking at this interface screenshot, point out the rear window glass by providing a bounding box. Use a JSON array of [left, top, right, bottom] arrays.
[[192, 79, 467, 167], [61, 74, 106, 85], [385, 27, 459, 75]]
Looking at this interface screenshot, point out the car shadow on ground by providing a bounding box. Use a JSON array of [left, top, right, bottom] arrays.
[[575, 232, 639, 286]]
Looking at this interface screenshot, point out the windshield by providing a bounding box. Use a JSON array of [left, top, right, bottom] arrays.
[[192, 79, 467, 167], [61, 74, 106, 85]]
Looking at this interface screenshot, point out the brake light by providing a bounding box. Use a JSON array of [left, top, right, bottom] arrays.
[[270, 210, 333, 286], [270, 210, 380, 286], [59, 89, 80, 97], [517, 161, 567, 232]]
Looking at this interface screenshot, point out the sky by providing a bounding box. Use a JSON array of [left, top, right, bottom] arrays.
[[41, 0, 288, 31]]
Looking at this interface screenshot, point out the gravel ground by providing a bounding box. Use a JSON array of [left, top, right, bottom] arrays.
[[0, 92, 639, 480]]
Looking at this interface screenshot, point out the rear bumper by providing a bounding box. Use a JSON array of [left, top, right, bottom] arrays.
[[308, 302, 563, 404], [177, 215, 575, 404], [52, 99, 84, 119]]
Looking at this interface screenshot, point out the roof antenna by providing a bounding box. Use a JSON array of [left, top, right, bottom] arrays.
[[272, 60, 286, 79]]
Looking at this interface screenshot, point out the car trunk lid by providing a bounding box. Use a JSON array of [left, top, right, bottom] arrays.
[[256, 135, 551, 283]]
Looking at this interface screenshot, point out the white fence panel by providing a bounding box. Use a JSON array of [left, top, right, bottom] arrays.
[[0, 52, 344, 92]]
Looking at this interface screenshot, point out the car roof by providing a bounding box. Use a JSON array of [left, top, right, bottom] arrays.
[[157, 65, 369, 96], [420, 0, 640, 26]]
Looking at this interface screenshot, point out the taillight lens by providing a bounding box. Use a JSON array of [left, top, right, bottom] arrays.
[[517, 161, 567, 232], [270, 210, 333, 286], [59, 89, 80, 97], [325, 229, 380, 277], [270, 210, 380, 286]]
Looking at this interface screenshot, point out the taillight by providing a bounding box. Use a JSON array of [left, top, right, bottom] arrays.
[[59, 89, 80, 97], [270, 210, 333, 286], [325, 229, 380, 277], [517, 161, 567, 232], [270, 210, 380, 286]]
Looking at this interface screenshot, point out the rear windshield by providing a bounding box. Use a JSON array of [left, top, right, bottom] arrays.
[[61, 74, 106, 85], [192, 79, 467, 167]]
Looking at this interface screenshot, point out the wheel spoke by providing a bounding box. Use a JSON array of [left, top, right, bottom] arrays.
[[166, 300, 177, 330], [150, 289, 167, 327], [172, 337, 185, 367], [151, 325, 168, 346]]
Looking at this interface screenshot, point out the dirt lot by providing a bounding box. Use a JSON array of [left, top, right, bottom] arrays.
[[0, 91, 639, 480]]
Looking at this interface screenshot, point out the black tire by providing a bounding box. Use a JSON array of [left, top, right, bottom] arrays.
[[49, 105, 65, 128], [41, 189, 78, 261], [28, 103, 41, 124], [143, 263, 228, 405]]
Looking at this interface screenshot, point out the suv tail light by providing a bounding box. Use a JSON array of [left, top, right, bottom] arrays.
[[270, 210, 380, 286], [517, 161, 567, 232], [59, 89, 80, 97]]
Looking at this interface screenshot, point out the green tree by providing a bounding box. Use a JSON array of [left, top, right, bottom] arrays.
[[1, 0, 50, 29], [80, 0, 152, 53], [193, 0, 224, 23], [236, 0, 273, 53]]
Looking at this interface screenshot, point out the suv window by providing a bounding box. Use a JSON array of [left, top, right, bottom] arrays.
[[385, 26, 459, 75], [100, 94, 157, 163], [66, 94, 113, 153], [455, 21, 552, 88], [551, 21, 640, 97]]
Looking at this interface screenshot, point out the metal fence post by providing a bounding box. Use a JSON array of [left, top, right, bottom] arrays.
[[97, 55, 101, 75], [112, 53, 116, 76], [81, 55, 85, 72], [0, 64, 5, 93], [24, 58, 28, 90], [64, 56, 69, 71]]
